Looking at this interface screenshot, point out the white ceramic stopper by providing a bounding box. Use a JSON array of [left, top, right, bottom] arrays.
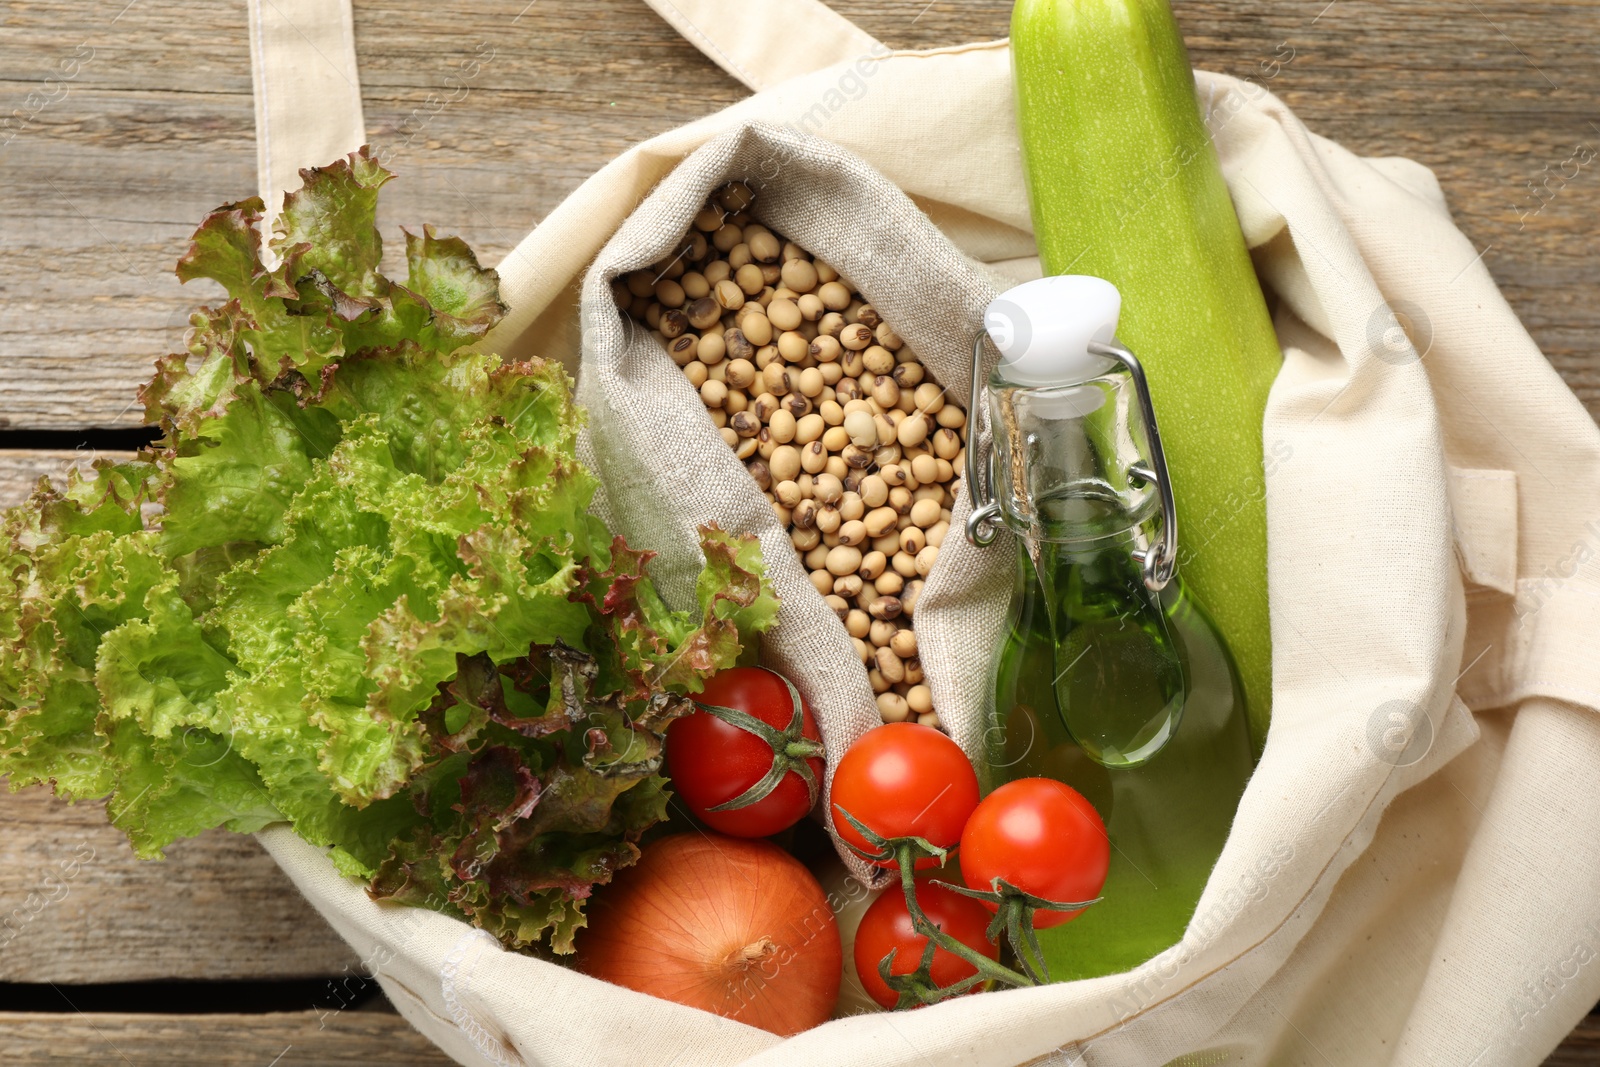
[[984, 275, 1122, 387]]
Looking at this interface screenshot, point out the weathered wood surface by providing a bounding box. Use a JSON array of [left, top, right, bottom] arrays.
[[0, 1005, 1590, 1067], [0, 1009, 453, 1065], [0, 787, 357, 983], [0, 0, 1594, 429], [1554, 1017, 1600, 1067], [0, 0, 1595, 1063], [0, 449, 135, 504]]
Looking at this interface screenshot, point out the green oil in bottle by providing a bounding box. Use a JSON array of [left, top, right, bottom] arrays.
[[990, 531, 1253, 980], [973, 275, 1256, 981]]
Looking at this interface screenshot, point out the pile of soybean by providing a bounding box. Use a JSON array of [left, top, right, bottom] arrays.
[[615, 182, 968, 728]]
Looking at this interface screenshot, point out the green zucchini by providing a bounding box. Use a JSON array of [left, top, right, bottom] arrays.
[[1011, 0, 1281, 751]]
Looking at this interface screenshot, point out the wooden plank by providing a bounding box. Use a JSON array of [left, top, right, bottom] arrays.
[[1549, 1015, 1600, 1066], [0, 0, 256, 428], [0, 0, 1595, 429], [0, 1004, 1589, 1066], [0, 449, 136, 506], [0, 1006, 1589, 1067], [0, 787, 357, 983], [0, 1009, 452, 1066]]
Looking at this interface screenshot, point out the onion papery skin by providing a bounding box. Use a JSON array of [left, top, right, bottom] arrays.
[[575, 833, 841, 1036]]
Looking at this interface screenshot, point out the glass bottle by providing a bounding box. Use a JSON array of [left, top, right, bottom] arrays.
[[968, 276, 1255, 981]]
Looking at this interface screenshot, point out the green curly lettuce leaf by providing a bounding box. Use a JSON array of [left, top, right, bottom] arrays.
[[0, 148, 780, 953]]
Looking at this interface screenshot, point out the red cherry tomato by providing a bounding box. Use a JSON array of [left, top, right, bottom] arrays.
[[829, 723, 979, 868], [958, 778, 1109, 928], [665, 667, 824, 838], [854, 877, 998, 1009]]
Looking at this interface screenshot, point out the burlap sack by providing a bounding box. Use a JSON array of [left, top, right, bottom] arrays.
[[251, 2, 1600, 1065], [572, 123, 1014, 873]]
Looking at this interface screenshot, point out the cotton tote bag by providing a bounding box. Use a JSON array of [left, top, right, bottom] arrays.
[[247, 2, 1600, 1064]]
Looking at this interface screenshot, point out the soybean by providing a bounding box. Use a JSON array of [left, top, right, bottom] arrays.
[[628, 186, 969, 727]]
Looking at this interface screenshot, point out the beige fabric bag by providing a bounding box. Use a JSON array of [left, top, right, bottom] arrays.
[[572, 122, 1018, 880], [251, 2, 1600, 1064]]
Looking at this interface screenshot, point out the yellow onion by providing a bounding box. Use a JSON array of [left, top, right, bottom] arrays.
[[575, 833, 840, 1035]]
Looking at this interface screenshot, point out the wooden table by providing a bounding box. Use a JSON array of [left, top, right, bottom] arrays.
[[1, 1, 1595, 1063]]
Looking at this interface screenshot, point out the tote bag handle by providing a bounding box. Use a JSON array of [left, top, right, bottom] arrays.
[[246, 0, 366, 230], [639, 0, 883, 91]]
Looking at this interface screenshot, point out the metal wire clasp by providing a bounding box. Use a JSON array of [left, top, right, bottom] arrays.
[[964, 331, 1004, 549], [963, 331, 1180, 592]]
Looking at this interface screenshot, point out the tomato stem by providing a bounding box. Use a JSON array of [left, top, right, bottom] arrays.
[[1002, 895, 1050, 984], [931, 875, 1100, 986], [889, 841, 1036, 997], [698, 674, 821, 812]]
